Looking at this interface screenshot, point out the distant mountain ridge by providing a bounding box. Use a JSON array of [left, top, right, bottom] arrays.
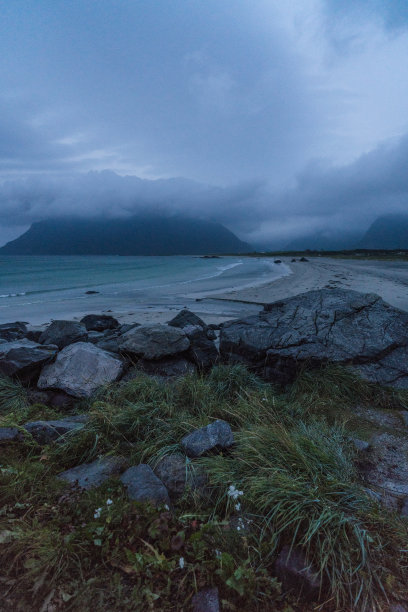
[[358, 214, 408, 249], [0, 216, 251, 255]]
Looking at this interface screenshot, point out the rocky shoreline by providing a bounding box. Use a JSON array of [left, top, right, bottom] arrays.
[[2, 288, 408, 610]]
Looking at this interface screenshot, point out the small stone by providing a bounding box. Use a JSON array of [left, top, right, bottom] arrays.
[[181, 420, 233, 458], [349, 437, 369, 452], [274, 545, 320, 601], [58, 456, 128, 489], [192, 587, 220, 612], [154, 453, 207, 498], [0, 427, 23, 443], [120, 464, 170, 506], [24, 417, 87, 444], [80, 314, 119, 332]]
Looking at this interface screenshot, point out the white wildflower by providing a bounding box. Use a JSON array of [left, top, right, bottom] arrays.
[[106, 498, 113, 506], [235, 502, 241, 511], [179, 557, 185, 569], [94, 507, 102, 519], [164, 504, 170, 510], [227, 485, 243, 500], [236, 518, 245, 532], [215, 549, 221, 559]]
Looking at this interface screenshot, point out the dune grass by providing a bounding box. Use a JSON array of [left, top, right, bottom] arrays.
[[0, 365, 407, 610]]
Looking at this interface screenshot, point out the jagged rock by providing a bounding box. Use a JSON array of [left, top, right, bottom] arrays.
[[39, 320, 87, 349], [87, 331, 105, 343], [0, 321, 28, 341], [192, 587, 220, 612], [181, 420, 234, 458], [119, 323, 140, 335], [0, 427, 23, 443], [95, 337, 121, 354], [0, 339, 58, 383], [220, 289, 408, 388], [359, 432, 408, 500], [134, 357, 196, 378], [25, 329, 42, 342], [274, 545, 320, 601], [24, 416, 87, 444], [168, 309, 207, 331], [27, 388, 76, 410], [119, 324, 190, 360], [153, 453, 207, 498], [120, 464, 170, 506], [299, 257, 309, 262], [58, 456, 128, 489], [80, 314, 119, 332], [185, 327, 218, 370], [38, 342, 124, 398]]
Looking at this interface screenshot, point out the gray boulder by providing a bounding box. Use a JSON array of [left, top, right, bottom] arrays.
[[24, 416, 87, 444], [192, 588, 220, 612], [274, 545, 320, 601], [0, 322, 27, 341], [120, 464, 170, 506], [135, 357, 196, 379], [37, 342, 124, 398], [181, 420, 234, 458], [220, 289, 408, 388], [95, 337, 121, 354], [39, 320, 87, 349], [0, 339, 58, 383], [185, 327, 219, 371], [80, 314, 119, 332], [168, 309, 207, 331], [154, 453, 207, 498], [0, 427, 23, 443], [58, 456, 128, 489], [119, 324, 190, 360]]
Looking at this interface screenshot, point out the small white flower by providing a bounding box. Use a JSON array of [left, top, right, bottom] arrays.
[[235, 502, 241, 511], [215, 549, 221, 559], [106, 499, 113, 506], [179, 557, 185, 569], [164, 504, 170, 510], [94, 507, 102, 519], [236, 518, 245, 532], [262, 397, 267, 402], [227, 485, 243, 500]]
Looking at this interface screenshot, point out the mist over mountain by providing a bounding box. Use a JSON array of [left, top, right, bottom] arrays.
[[359, 215, 408, 250], [0, 216, 251, 256]]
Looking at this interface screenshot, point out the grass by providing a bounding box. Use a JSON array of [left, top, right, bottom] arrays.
[[1, 365, 408, 610]]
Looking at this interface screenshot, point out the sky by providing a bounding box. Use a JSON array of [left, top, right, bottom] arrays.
[[1, 0, 408, 247]]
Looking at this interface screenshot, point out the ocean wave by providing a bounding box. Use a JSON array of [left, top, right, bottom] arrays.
[[0, 292, 26, 298]]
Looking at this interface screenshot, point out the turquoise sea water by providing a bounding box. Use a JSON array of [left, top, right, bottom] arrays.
[[0, 255, 290, 324]]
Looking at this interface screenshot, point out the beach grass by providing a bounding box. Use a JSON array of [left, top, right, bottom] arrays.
[[1, 365, 407, 610]]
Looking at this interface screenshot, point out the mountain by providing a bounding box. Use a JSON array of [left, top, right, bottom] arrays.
[[0, 216, 251, 255], [359, 214, 408, 249], [285, 230, 363, 251]]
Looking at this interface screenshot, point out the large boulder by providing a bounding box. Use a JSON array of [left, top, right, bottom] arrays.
[[0, 339, 58, 383], [181, 420, 234, 458], [0, 322, 28, 341], [80, 314, 119, 332], [58, 456, 128, 489], [120, 464, 170, 506], [168, 309, 207, 331], [168, 310, 218, 370], [119, 324, 190, 360], [37, 342, 124, 398], [39, 320, 87, 349], [220, 289, 408, 388]]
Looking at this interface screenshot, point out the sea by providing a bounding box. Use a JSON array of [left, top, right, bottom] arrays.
[[0, 255, 291, 325]]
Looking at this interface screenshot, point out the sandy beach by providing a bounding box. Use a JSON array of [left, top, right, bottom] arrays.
[[207, 257, 408, 313]]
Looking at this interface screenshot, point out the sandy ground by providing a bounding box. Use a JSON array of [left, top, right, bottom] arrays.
[[206, 257, 408, 313]]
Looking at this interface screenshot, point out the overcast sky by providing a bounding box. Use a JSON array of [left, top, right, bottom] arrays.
[[1, 0, 408, 247]]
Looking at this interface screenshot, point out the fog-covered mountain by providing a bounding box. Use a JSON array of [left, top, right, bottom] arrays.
[[358, 215, 408, 249], [0, 216, 251, 256]]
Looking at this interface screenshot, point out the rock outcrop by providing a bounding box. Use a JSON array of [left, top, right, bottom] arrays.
[[119, 324, 190, 360], [38, 342, 124, 397], [58, 456, 128, 489], [0, 339, 58, 382], [220, 289, 408, 388]]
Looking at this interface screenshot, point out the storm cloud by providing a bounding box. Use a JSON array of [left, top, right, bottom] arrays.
[[1, 0, 408, 246]]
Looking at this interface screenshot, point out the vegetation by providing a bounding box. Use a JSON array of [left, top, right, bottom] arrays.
[[238, 248, 408, 261], [1, 365, 408, 611]]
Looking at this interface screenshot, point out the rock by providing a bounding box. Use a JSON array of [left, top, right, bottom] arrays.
[[154, 453, 207, 498], [85, 290, 99, 294], [291, 258, 297, 262], [38, 342, 124, 398], [0, 339, 58, 383], [192, 587, 220, 612], [120, 464, 170, 506], [274, 545, 320, 601], [119, 324, 190, 360], [87, 331, 105, 343], [24, 417, 87, 444], [58, 456, 128, 489], [119, 323, 140, 335], [274, 259, 282, 264], [299, 256, 309, 262], [27, 388, 76, 410], [0, 427, 23, 443], [400, 411, 408, 427], [168, 309, 207, 331], [185, 327, 219, 371], [390, 605, 408, 612], [135, 357, 196, 378], [39, 320, 87, 349], [95, 337, 121, 354], [350, 437, 369, 452], [0, 321, 28, 341], [220, 289, 408, 388], [181, 420, 234, 458], [25, 330, 42, 342], [80, 314, 119, 332]]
